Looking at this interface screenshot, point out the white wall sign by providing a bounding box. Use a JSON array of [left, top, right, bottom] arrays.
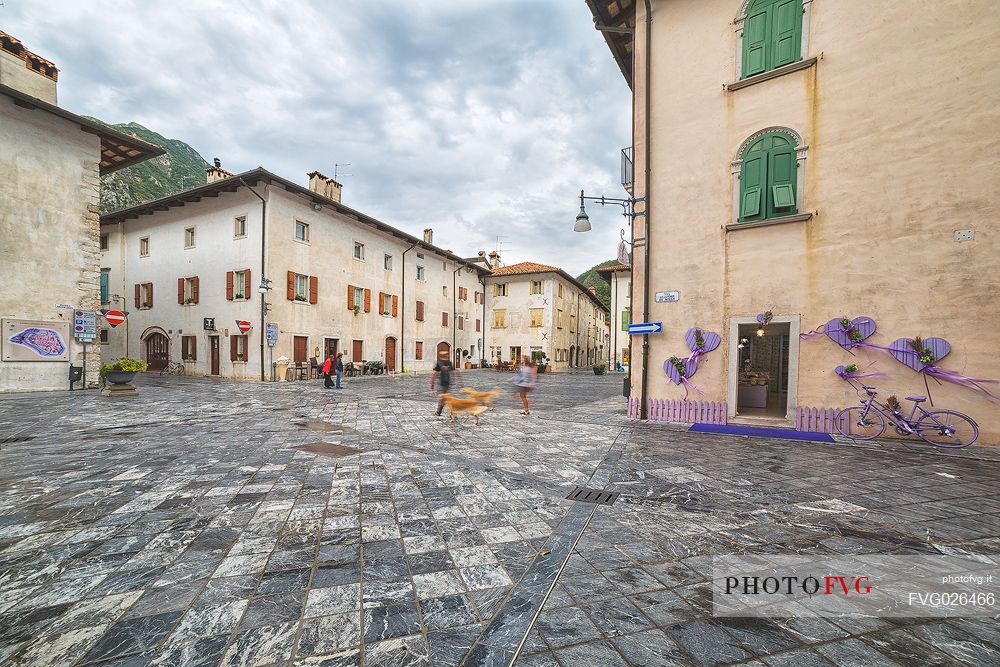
[[655, 291, 680, 303]]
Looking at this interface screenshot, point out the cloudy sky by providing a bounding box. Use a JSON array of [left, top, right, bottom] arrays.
[[4, 1, 631, 275]]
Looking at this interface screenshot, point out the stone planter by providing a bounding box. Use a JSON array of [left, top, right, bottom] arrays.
[[105, 370, 137, 385], [101, 370, 138, 396]]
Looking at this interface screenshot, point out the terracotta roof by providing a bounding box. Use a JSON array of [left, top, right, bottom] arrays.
[[491, 261, 561, 276], [596, 263, 631, 273], [0, 30, 58, 81]]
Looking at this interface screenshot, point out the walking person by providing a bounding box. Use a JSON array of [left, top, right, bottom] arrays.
[[431, 349, 457, 416], [322, 354, 334, 389], [513, 355, 537, 415], [335, 352, 344, 389]]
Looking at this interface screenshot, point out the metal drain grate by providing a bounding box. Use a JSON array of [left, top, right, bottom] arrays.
[[566, 486, 619, 505], [0, 436, 34, 444]]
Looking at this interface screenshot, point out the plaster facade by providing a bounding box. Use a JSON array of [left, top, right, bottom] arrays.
[[599, 265, 631, 372], [608, 0, 1000, 441]]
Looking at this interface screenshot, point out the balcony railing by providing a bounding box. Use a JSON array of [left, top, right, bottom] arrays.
[[621, 146, 633, 190]]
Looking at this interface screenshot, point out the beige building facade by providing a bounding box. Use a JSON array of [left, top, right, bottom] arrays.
[[484, 262, 609, 369], [588, 0, 1000, 441], [100, 168, 488, 378], [598, 264, 631, 372], [0, 31, 161, 392]]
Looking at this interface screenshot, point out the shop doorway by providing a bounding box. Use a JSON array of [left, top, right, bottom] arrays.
[[728, 315, 799, 424], [210, 336, 220, 375], [324, 338, 339, 360], [144, 332, 169, 371]]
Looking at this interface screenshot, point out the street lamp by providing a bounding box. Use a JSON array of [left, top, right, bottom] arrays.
[[258, 278, 272, 294], [573, 190, 645, 232]]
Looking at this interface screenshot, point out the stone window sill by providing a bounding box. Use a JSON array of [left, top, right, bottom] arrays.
[[726, 212, 812, 232], [727, 57, 818, 91]]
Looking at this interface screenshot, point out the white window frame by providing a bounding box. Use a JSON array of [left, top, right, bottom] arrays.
[[184, 226, 196, 249], [141, 282, 153, 308], [295, 220, 310, 243], [233, 270, 247, 300], [294, 273, 309, 301], [442, 285, 448, 297], [353, 286, 364, 308], [183, 277, 197, 303], [530, 280, 543, 295], [384, 254, 393, 271], [139, 237, 149, 257], [235, 335, 247, 362], [416, 266, 425, 281], [381, 292, 393, 316], [353, 241, 365, 260], [234, 215, 247, 239]]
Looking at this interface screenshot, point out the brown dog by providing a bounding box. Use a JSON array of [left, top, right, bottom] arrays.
[[460, 387, 502, 410], [440, 393, 488, 425]]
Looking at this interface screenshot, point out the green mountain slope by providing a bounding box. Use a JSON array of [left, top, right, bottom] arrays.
[[576, 259, 621, 309], [85, 119, 210, 213]]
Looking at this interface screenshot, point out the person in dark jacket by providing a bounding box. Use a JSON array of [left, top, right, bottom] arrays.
[[322, 355, 334, 388], [335, 352, 344, 389]]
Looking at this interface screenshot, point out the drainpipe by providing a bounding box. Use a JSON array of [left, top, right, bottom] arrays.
[[480, 274, 487, 366], [400, 243, 417, 371], [639, 0, 653, 419], [239, 177, 267, 382], [452, 265, 462, 363]]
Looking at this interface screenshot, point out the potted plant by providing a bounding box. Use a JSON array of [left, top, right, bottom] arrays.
[[100, 357, 148, 386], [593, 362, 607, 376], [353, 305, 361, 316], [462, 349, 472, 369]]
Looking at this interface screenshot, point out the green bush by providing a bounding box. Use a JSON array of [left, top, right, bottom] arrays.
[[99, 357, 148, 385], [593, 363, 607, 375]]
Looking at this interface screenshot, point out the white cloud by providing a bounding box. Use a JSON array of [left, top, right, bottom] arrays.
[[4, 0, 631, 275]]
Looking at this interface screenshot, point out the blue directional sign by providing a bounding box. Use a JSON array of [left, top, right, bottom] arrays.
[[628, 322, 662, 335]]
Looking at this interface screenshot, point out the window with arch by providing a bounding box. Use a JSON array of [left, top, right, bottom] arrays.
[[738, 130, 798, 222], [741, 0, 803, 79]]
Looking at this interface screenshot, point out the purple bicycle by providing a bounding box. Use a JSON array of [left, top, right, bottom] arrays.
[[835, 385, 978, 448]]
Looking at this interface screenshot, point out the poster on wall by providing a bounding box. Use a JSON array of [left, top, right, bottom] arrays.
[[2, 319, 71, 362]]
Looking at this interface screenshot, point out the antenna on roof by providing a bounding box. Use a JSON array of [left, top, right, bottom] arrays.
[[333, 163, 352, 181]]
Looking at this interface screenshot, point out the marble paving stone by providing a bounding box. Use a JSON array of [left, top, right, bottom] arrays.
[[761, 649, 837, 667], [46, 591, 144, 635], [551, 640, 629, 667], [125, 581, 204, 618], [297, 612, 363, 657], [257, 567, 311, 595], [363, 579, 416, 607], [363, 633, 430, 667], [460, 563, 514, 591], [717, 618, 802, 655], [0, 602, 74, 645], [314, 562, 361, 587], [451, 545, 497, 567], [418, 593, 478, 631], [583, 596, 654, 638], [147, 635, 230, 667], [412, 570, 466, 598], [426, 624, 481, 667], [10, 622, 110, 667], [195, 576, 258, 607], [512, 650, 559, 666], [167, 598, 248, 644], [406, 550, 455, 575], [292, 647, 362, 666], [81, 610, 183, 663], [239, 591, 305, 629], [305, 584, 362, 617], [666, 620, 755, 667], [219, 621, 298, 667], [470, 586, 511, 622], [533, 606, 603, 650], [902, 623, 1000, 665], [612, 628, 696, 666], [363, 603, 423, 642]]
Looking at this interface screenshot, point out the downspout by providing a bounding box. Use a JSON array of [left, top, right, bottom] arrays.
[[452, 265, 462, 363], [118, 221, 128, 358], [639, 0, 653, 419], [400, 243, 417, 371], [480, 274, 487, 366], [239, 177, 267, 382], [575, 294, 580, 366]]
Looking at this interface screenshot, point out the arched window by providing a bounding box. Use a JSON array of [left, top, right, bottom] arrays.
[[737, 129, 801, 222], [739, 0, 804, 79]]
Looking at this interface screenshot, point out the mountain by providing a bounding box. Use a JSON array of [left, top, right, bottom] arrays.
[[576, 259, 622, 309], [85, 119, 211, 213]]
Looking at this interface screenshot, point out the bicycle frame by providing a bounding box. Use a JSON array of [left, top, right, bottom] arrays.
[[856, 388, 948, 436]]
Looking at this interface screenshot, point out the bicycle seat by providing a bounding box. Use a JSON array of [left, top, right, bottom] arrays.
[[906, 396, 927, 403]]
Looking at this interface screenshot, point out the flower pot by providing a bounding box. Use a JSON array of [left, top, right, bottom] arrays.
[[465, 362, 472, 369], [105, 370, 137, 385]]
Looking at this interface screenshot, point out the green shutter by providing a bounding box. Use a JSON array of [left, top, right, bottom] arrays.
[[621, 310, 629, 331], [770, 0, 802, 69], [766, 146, 797, 217], [742, 7, 770, 78], [739, 152, 766, 220], [100, 272, 109, 304]]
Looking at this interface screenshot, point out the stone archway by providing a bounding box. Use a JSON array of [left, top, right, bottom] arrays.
[[142, 329, 169, 371]]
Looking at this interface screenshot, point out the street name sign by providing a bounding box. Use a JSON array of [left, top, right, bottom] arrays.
[[655, 291, 680, 303], [628, 322, 662, 335]]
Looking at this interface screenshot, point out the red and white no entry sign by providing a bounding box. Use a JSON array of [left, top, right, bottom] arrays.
[[104, 310, 127, 328], [236, 320, 253, 334]]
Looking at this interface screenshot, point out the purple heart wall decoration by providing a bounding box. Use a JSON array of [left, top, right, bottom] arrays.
[[756, 311, 773, 325], [889, 337, 951, 372], [684, 328, 721, 354], [663, 356, 698, 385], [825, 316, 877, 350]]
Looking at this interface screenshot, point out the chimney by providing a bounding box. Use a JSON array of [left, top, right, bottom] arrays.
[[487, 251, 500, 269], [423, 228, 433, 245], [588, 287, 598, 295], [307, 171, 342, 203], [206, 158, 233, 183], [0, 31, 58, 104], [477, 251, 485, 257]]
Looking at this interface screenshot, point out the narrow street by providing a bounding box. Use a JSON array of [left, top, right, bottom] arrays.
[[1, 372, 999, 666]]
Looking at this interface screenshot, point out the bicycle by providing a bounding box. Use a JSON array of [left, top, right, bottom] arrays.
[[159, 361, 185, 376], [835, 384, 978, 448]]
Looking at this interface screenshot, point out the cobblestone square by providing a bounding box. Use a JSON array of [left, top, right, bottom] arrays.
[[1, 371, 999, 666]]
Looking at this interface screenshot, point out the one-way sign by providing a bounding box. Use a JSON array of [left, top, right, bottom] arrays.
[[628, 322, 663, 335]]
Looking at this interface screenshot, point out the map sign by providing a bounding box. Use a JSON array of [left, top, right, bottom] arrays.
[[2, 319, 70, 362]]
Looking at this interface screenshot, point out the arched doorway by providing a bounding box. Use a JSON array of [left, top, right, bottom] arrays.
[[436, 341, 451, 363], [144, 331, 169, 371], [385, 337, 397, 372], [568, 345, 575, 367]]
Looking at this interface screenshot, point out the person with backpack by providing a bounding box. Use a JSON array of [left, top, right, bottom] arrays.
[[431, 349, 457, 416]]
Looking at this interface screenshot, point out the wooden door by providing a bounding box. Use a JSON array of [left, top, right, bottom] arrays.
[[324, 338, 339, 359], [293, 336, 308, 363], [145, 333, 169, 371], [436, 342, 450, 362], [385, 337, 396, 372], [210, 337, 220, 375], [352, 339, 363, 362]]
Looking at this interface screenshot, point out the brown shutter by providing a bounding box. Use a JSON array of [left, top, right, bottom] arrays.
[[245, 269, 251, 299], [178, 277, 184, 304], [347, 284, 355, 310], [148, 282, 153, 307], [226, 271, 234, 300], [378, 292, 385, 314], [364, 289, 371, 313], [442, 312, 448, 327], [230, 335, 237, 361], [392, 295, 398, 317], [191, 337, 197, 360], [416, 301, 424, 321], [476, 319, 481, 332], [309, 276, 318, 304], [286, 271, 295, 301], [134, 284, 140, 308], [192, 276, 199, 304]]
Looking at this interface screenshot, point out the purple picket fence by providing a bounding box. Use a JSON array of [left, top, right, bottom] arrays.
[[796, 406, 849, 433], [627, 397, 727, 424]]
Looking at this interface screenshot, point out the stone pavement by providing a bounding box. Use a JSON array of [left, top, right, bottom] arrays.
[[0, 370, 998, 666]]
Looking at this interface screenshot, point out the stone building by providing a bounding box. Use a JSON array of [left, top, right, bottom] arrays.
[[585, 1, 1000, 441], [0, 30, 162, 392], [597, 263, 631, 372], [99, 167, 488, 378], [483, 262, 609, 369]]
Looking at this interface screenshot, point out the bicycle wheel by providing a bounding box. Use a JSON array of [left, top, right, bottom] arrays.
[[836, 407, 886, 440], [915, 410, 978, 448]]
